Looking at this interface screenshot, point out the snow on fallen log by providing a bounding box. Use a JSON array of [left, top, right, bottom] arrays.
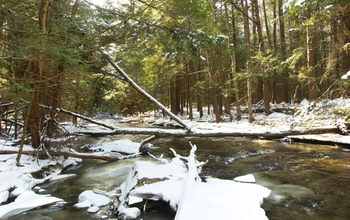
[[0, 148, 121, 162], [117, 143, 271, 220], [88, 139, 141, 155], [86, 137, 155, 155], [79, 125, 339, 139], [287, 134, 350, 146]]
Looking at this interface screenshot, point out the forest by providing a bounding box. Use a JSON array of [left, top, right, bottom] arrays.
[[1, 0, 350, 148]]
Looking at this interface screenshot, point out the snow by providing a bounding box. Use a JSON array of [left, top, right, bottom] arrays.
[[288, 134, 350, 145], [119, 145, 271, 220], [89, 139, 141, 154], [0, 142, 84, 219], [117, 207, 141, 219], [174, 178, 270, 220], [62, 157, 82, 167], [0, 191, 63, 219], [1, 98, 350, 219], [234, 173, 256, 183], [118, 157, 188, 206], [73, 190, 112, 213], [341, 70, 350, 79]]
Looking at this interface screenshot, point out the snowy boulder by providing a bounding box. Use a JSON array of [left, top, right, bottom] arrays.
[[117, 207, 141, 220], [73, 190, 112, 213]]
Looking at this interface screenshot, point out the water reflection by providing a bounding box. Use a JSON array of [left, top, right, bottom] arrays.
[[9, 134, 350, 220]]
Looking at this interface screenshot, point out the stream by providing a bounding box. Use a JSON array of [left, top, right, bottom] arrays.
[[7, 123, 350, 220]]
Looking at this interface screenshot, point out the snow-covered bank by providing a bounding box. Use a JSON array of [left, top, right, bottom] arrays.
[[117, 144, 271, 220], [0, 140, 81, 219], [0, 191, 64, 219], [0, 98, 349, 219], [111, 98, 350, 145]]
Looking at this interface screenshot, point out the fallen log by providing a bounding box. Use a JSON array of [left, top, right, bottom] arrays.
[[78, 126, 340, 139], [57, 108, 116, 130], [35, 103, 116, 131], [0, 149, 121, 162], [1, 118, 24, 127], [0, 102, 14, 108], [287, 134, 350, 146]]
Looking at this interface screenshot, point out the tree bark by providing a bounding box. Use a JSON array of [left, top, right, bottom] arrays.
[[79, 125, 339, 139], [339, 2, 350, 75], [306, 9, 316, 101], [279, 0, 289, 103], [225, 3, 240, 121], [272, 0, 277, 102], [262, 0, 272, 49], [252, 0, 270, 115], [170, 75, 180, 115], [241, 0, 253, 123]]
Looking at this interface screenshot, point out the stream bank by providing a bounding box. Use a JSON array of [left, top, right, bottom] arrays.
[[6, 134, 350, 220]]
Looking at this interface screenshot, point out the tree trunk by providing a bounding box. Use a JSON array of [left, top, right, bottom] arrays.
[[279, 0, 289, 103], [306, 9, 316, 101], [253, 0, 270, 115], [339, 2, 350, 75], [187, 61, 193, 121], [272, 0, 278, 102], [197, 67, 203, 118], [47, 64, 63, 137], [242, 0, 253, 123], [170, 75, 180, 115], [224, 3, 240, 121], [28, 0, 49, 149], [263, 0, 272, 49]]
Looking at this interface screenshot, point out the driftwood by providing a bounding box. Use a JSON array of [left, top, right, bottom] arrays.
[[78, 126, 339, 139], [0, 149, 121, 162]]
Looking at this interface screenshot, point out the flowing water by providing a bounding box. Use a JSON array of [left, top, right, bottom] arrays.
[[8, 127, 350, 220]]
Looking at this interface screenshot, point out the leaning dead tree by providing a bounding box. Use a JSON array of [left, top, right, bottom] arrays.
[[99, 50, 192, 132]]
